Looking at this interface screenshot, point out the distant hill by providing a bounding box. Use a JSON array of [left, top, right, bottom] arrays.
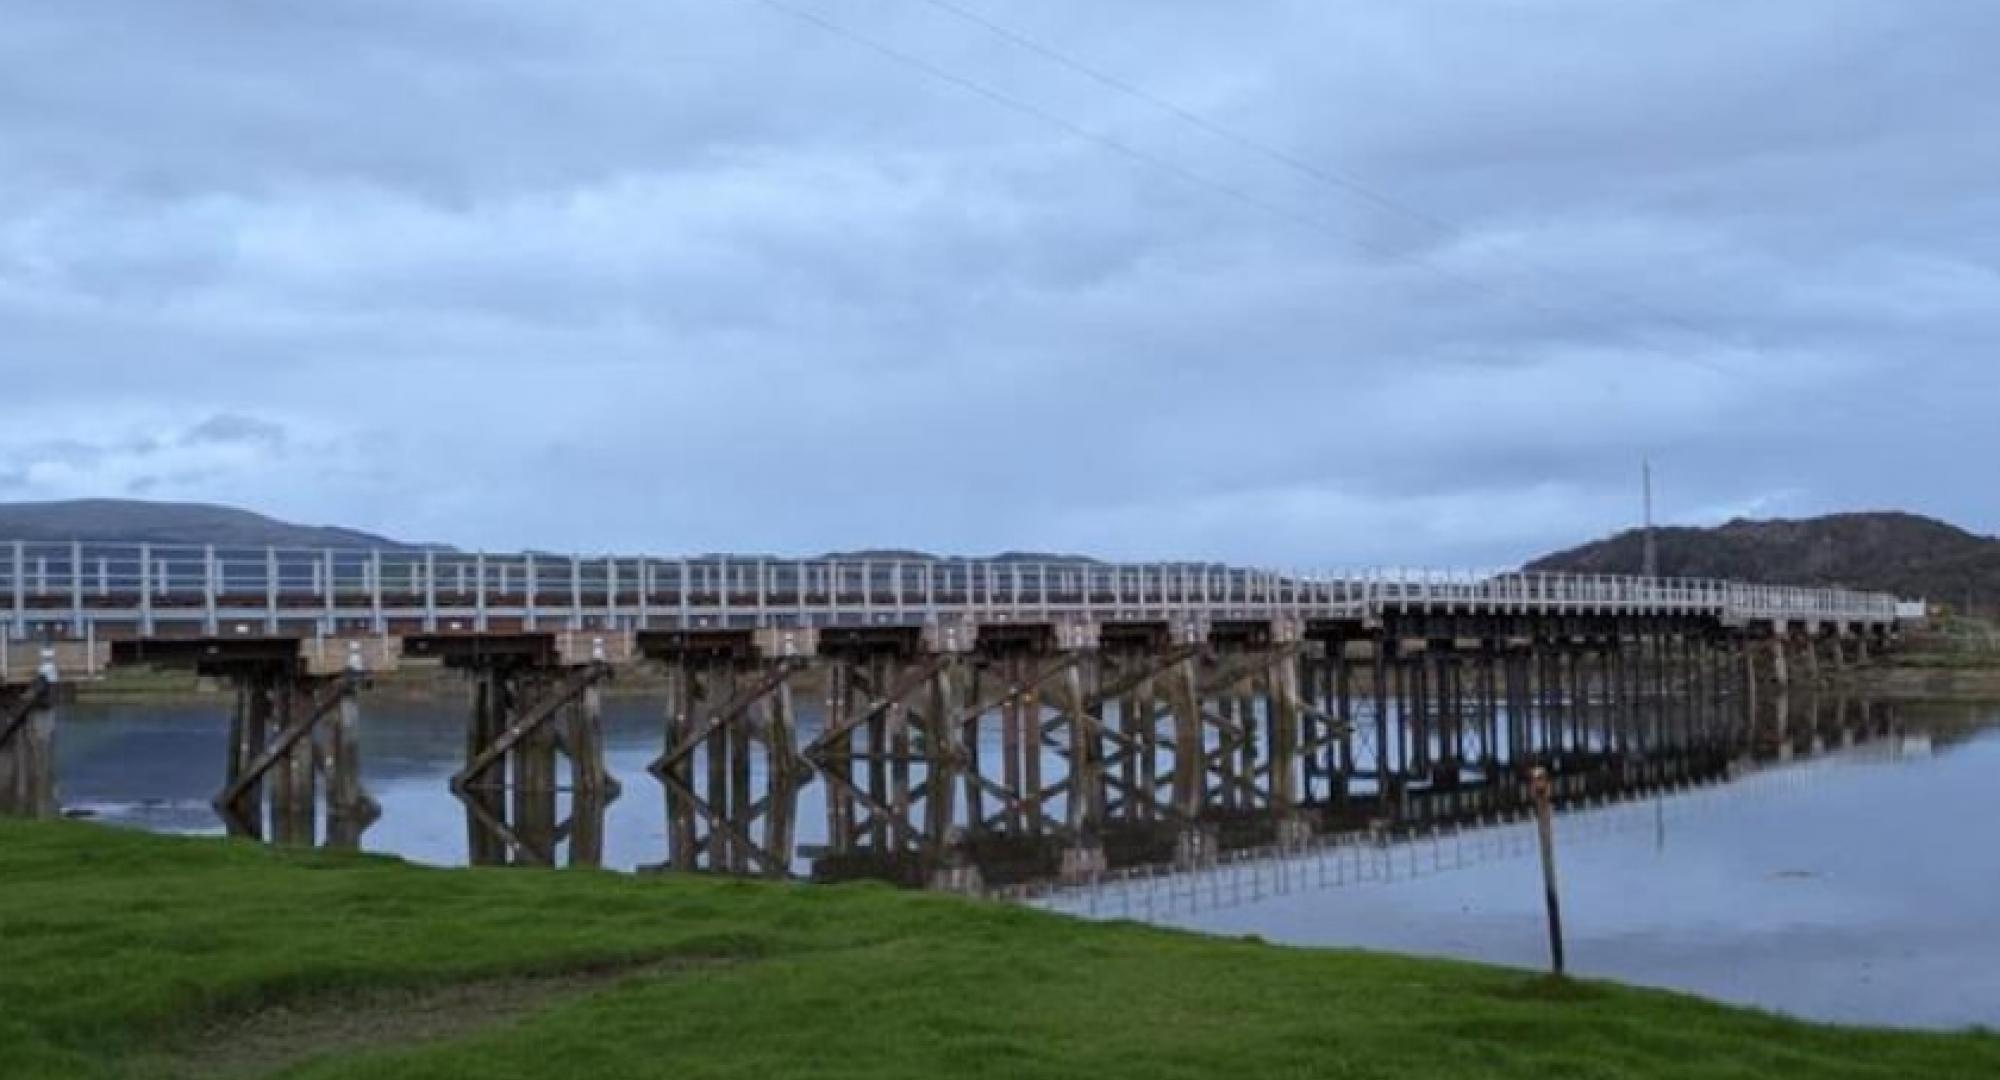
[[0, 499, 424, 549], [1527, 512, 1998, 612]]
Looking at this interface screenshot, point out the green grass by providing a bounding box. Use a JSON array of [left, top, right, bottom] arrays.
[[3, 820, 1997, 1079]]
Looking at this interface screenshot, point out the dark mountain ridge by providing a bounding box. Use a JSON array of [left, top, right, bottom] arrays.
[[1527, 512, 1994, 611], [0, 499, 424, 550]]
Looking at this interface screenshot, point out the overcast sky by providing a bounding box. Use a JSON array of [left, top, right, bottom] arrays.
[[2, 1, 1993, 566]]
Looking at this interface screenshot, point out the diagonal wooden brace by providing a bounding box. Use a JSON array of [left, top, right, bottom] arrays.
[[454, 664, 606, 792], [814, 759, 909, 844], [802, 655, 950, 760], [1088, 646, 1202, 708], [459, 787, 553, 866], [213, 676, 351, 813], [0, 677, 52, 749], [656, 768, 789, 875], [1199, 645, 1299, 700], [651, 660, 805, 777], [0, 680, 47, 748]]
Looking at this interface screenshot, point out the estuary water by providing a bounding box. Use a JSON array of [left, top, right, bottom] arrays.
[[1145, 715, 2000, 1031], [46, 693, 2000, 1031]]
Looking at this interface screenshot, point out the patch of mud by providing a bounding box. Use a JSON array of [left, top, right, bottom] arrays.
[[140, 958, 720, 1078]]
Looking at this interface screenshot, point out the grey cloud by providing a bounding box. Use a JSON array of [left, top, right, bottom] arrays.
[[180, 414, 287, 451], [0, 0, 1992, 563]]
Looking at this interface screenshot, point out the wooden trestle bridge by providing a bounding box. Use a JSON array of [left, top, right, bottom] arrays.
[[1, 542, 1904, 881]]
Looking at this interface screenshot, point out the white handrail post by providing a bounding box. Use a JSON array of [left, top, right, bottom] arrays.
[[476, 552, 490, 633], [570, 554, 584, 631], [370, 549, 385, 635], [203, 544, 219, 636], [70, 540, 84, 637], [139, 542, 154, 636], [321, 549, 335, 635], [677, 558, 690, 629], [7, 541, 21, 642], [638, 558, 652, 630], [607, 556, 621, 631], [882, 560, 898, 622], [264, 545, 279, 634], [424, 550, 438, 632], [524, 553, 539, 631]]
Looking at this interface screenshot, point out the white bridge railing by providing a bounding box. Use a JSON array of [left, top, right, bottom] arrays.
[[0, 540, 1903, 639]]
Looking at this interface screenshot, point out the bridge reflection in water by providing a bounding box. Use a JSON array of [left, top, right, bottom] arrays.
[[446, 686, 1909, 894]]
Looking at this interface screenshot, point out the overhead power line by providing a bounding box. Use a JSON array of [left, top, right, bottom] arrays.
[[743, 0, 1942, 419], [744, 0, 1457, 272], [906, 0, 1742, 353], [906, 2, 1957, 437], [742, 0, 1754, 381]]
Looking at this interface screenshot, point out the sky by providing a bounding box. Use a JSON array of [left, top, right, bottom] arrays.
[[1, 0, 1995, 567]]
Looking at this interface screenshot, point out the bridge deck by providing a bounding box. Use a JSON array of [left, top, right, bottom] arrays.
[[1, 540, 1900, 679]]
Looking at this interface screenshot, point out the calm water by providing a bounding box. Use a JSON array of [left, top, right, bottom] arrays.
[[1146, 716, 2000, 1031], [47, 693, 2000, 1031]]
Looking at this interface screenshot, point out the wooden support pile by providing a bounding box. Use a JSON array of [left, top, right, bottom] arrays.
[[214, 663, 377, 847], [0, 675, 58, 818], [653, 657, 806, 876], [454, 658, 620, 867]]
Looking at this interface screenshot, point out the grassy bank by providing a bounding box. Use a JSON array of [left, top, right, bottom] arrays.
[[3, 822, 1997, 1079], [1838, 616, 2000, 700]]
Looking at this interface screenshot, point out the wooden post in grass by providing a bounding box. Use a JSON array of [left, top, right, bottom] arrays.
[[1531, 767, 1566, 976]]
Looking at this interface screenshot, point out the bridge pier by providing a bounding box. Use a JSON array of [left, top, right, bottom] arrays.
[[1405, 641, 1432, 781], [1365, 639, 1399, 813], [651, 629, 807, 876], [807, 623, 1096, 887], [1315, 642, 1359, 806], [1435, 641, 1459, 780], [0, 657, 61, 819], [1478, 643, 1502, 781], [1498, 641, 1528, 785], [1060, 652, 1107, 857], [1192, 623, 1304, 820], [200, 643, 381, 847], [1107, 649, 1164, 826], [439, 634, 619, 867]]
